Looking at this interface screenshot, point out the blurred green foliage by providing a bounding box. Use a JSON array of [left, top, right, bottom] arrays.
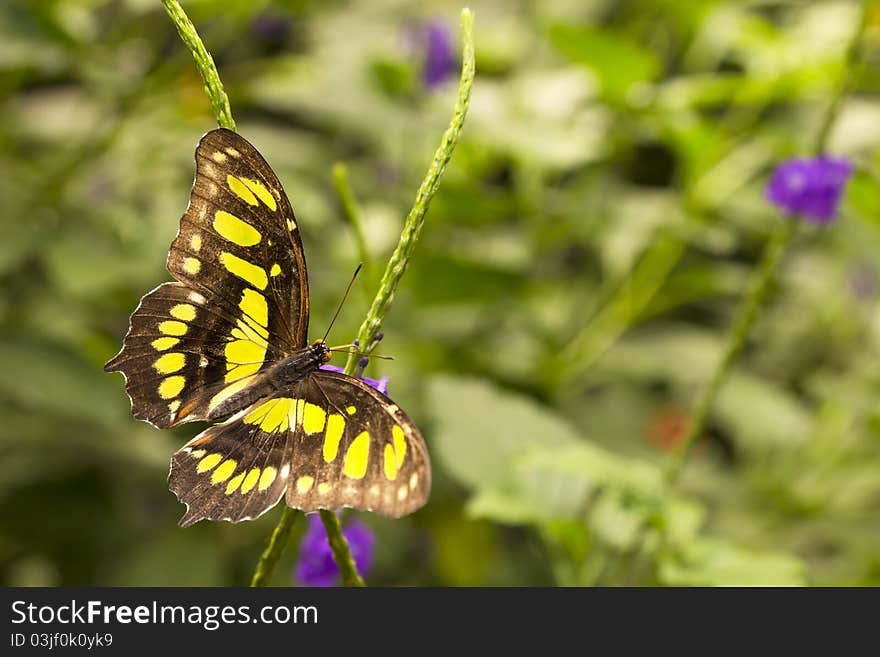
[[2, 0, 880, 586]]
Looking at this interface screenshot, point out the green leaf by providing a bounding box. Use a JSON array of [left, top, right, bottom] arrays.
[[547, 24, 661, 104], [658, 537, 807, 586], [426, 375, 578, 490], [0, 338, 124, 427]]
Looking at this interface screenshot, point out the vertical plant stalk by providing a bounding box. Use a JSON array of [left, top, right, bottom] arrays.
[[250, 506, 298, 586], [663, 219, 794, 484], [663, 1, 870, 488], [254, 8, 475, 588], [342, 8, 476, 373], [333, 163, 372, 278], [317, 510, 362, 586], [162, 0, 236, 131]]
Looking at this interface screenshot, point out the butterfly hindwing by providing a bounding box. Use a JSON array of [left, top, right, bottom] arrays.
[[285, 370, 431, 517], [168, 369, 431, 524], [169, 404, 292, 527]]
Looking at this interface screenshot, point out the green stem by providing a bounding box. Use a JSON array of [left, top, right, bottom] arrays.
[[342, 8, 476, 373], [161, 0, 236, 131], [333, 163, 371, 276], [662, 0, 870, 488], [663, 218, 794, 485], [319, 510, 364, 586], [250, 507, 298, 587]]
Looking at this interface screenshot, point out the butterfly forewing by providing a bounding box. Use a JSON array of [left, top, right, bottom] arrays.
[[105, 129, 309, 426], [169, 370, 430, 524], [168, 127, 309, 352]]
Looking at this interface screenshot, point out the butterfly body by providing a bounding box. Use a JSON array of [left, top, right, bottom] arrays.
[[105, 128, 430, 525], [203, 340, 332, 420]]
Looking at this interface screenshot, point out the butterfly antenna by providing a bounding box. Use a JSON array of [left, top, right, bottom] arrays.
[[328, 346, 394, 361], [322, 263, 362, 343]]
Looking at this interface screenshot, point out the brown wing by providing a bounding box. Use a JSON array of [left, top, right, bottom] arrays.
[[166, 128, 309, 351], [284, 370, 431, 518], [168, 403, 292, 527], [106, 128, 310, 427], [104, 282, 279, 428], [168, 370, 431, 525]]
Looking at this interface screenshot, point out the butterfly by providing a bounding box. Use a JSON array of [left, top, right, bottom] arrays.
[[105, 128, 430, 527]]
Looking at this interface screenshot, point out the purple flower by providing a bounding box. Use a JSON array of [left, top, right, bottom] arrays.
[[294, 514, 375, 587], [765, 156, 853, 223], [321, 364, 389, 395], [422, 22, 457, 89]]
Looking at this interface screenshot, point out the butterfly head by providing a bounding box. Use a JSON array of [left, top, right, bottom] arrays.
[[311, 339, 332, 365]]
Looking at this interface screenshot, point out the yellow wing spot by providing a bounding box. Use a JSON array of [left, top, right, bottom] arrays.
[[224, 321, 268, 383], [213, 210, 262, 247], [168, 400, 181, 414], [240, 178, 277, 211], [159, 321, 188, 336], [190, 234, 202, 251], [270, 263, 282, 277], [170, 304, 197, 321], [302, 403, 326, 434], [409, 473, 419, 490], [244, 397, 293, 433], [258, 467, 277, 491], [190, 449, 206, 459], [239, 288, 269, 328], [225, 147, 241, 158], [317, 482, 332, 495], [397, 485, 408, 501], [153, 352, 185, 374], [151, 337, 179, 351], [392, 425, 407, 470], [196, 453, 223, 473], [286, 219, 296, 231], [384, 443, 398, 481], [296, 476, 314, 494], [208, 375, 256, 413], [225, 472, 246, 495], [343, 431, 370, 479], [322, 414, 346, 462], [219, 252, 268, 290], [227, 175, 258, 205], [346, 406, 357, 415], [224, 343, 266, 382], [211, 151, 227, 163], [211, 459, 237, 485], [240, 468, 261, 494], [158, 375, 185, 400], [183, 257, 201, 275]]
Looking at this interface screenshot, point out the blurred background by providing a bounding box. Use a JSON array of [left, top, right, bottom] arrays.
[[2, 0, 880, 586]]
